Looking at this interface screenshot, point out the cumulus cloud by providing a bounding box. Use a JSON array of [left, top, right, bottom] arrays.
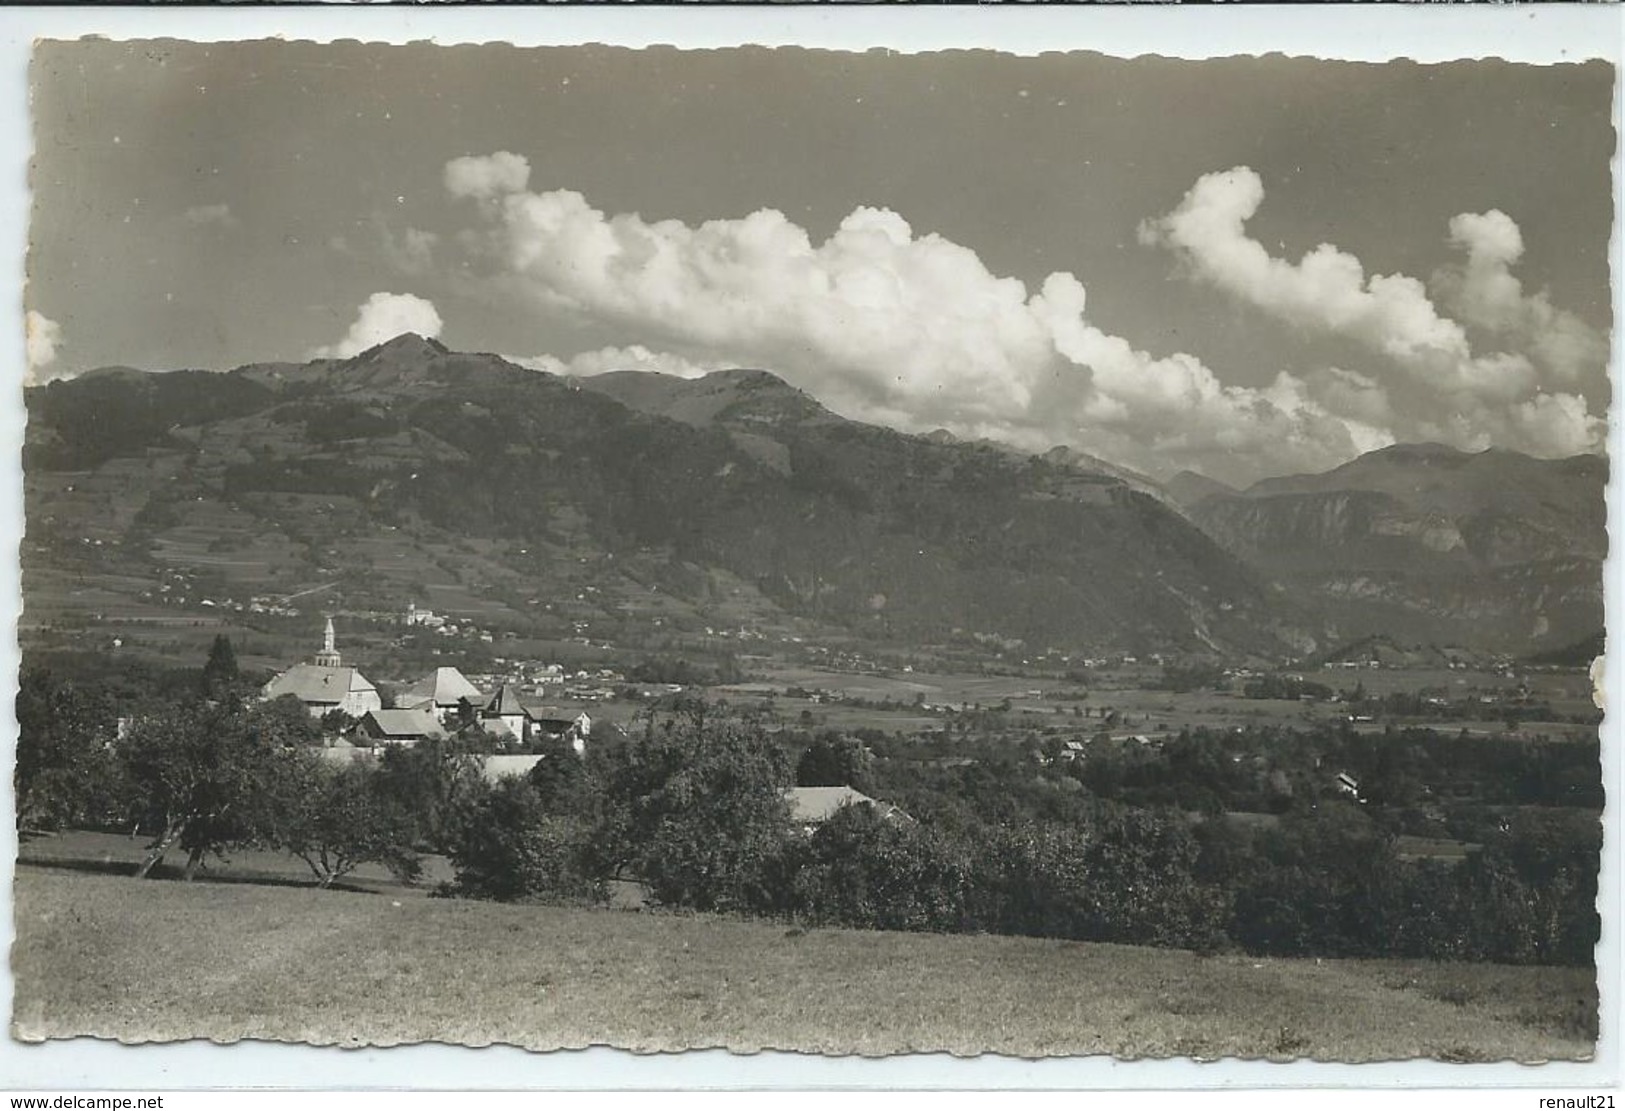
[[309, 292, 443, 359], [1433, 209, 1607, 383], [1140, 167, 1603, 462], [182, 203, 236, 228], [445, 151, 531, 200], [518, 344, 720, 380], [1507, 391, 1599, 457], [442, 154, 1599, 483], [1302, 367, 1394, 430], [24, 310, 63, 385], [1139, 168, 1472, 366]]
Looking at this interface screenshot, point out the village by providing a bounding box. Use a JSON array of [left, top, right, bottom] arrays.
[[254, 614, 910, 830], [262, 615, 596, 754]]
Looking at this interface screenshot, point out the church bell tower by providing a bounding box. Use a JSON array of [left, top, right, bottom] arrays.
[[315, 616, 342, 668]]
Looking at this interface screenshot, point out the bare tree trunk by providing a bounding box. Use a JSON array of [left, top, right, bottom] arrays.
[[181, 844, 206, 881], [135, 820, 185, 879]]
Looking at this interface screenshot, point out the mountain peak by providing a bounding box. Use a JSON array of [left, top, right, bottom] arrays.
[[352, 332, 450, 363], [692, 367, 819, 402], [1164, 470, 1239, 510]]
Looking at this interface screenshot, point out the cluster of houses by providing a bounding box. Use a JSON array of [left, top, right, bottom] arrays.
[[401, 601, 500, 643], [261, 619, 590, 752], [261, 620, 913, 829]]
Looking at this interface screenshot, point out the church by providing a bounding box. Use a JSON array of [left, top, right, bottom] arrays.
[[261, 618, 383, 719]]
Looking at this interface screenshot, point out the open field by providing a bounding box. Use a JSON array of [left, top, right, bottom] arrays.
[[11, 866, 1596, 1060], [713, 662, 1600, 742]]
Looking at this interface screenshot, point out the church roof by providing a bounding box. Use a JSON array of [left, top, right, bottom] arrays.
[[263, 663, 377, 705], [403, 666, 484, 707]]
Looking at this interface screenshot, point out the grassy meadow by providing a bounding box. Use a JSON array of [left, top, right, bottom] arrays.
[[12, 862, 1597, 1061], [712, 661, 1600, 744]]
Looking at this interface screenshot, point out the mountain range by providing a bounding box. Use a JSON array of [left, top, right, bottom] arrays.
[[21, 334, 1605, 661], [1171, 442, 1605, 655]]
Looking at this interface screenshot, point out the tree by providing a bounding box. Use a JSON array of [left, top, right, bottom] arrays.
[[257, 694, 325, 745], [448, 776, 603, 903], [320, 707, 358, 738], [1063, 807, 1224, 949], [120, 699, 289, 879], [784, 804, 971, 932], [1454, 809, 1601, 966], [201, 635, 240, 699], [795, 730, 873, 790], [15, 669, 126, 832], [374, 682, 400, 711], [260, 753, 420, 888], [373, 732, 488, 853], [525, 732, 590, 813], [1231, 804, 1403, 957], [599, 705, 793, 912]]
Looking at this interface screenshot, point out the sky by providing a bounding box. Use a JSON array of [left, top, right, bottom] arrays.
[[24, 40, 1616, 487]]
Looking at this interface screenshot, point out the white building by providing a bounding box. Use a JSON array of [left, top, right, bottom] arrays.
[[261, 617, 383, 719], [405, 602, 446, 629]]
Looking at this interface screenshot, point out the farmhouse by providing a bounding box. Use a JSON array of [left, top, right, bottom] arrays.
[[528, 705, 592, 754], [356, 707, 446, 746], [480, 683, 530, 740], [261, 618, 382, 719], [481, 684, 592, 752], [785, 785, 914, 832], [401, 666, 485, 723]]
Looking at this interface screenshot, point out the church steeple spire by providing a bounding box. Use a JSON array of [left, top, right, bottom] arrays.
[[315, 616, 342, 668]]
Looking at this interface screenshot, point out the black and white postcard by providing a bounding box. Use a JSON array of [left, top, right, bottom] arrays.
[[4, 7, 1618, 1096]]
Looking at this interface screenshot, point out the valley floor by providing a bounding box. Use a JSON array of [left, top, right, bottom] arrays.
[[10, 865, 1597, 1062]]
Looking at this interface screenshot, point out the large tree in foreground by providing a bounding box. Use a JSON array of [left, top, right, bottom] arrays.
[[14, 669, 125, 833], [262, 754, 421, 888], [372, 732, 489, 854], [598, 705, 793, 913], [120, 698, 305, 879], [448, 775, 603, 904]]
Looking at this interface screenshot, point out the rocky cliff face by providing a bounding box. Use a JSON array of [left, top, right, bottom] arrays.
[[1185, 444, 1604, 653]]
